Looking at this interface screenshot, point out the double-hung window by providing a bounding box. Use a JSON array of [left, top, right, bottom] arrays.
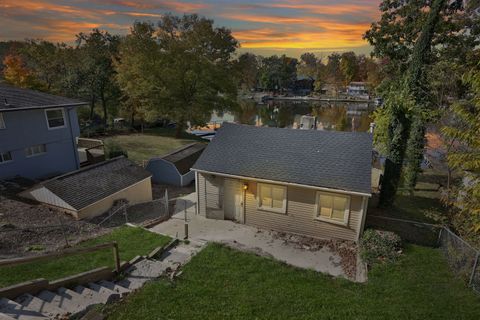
[[0, 151, 12, 163], [257, 183, 287, 214], [25, 144, 47, 157], [0, 113, 5, 129], [45, 108, 66, 129], [315, 192, 350, 225]]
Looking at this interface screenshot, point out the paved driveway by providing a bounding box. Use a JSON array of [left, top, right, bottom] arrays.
[[151, 192, 347, 278]]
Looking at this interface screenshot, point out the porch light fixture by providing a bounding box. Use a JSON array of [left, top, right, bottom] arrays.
[[243, 183, 248, 190]]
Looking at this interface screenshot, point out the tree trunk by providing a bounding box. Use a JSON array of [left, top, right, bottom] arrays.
[[404, 117, 426, 193], [175, 120, 185, 139], [89, 94, 96, 120], [379, 108, 410, 207], [101, 90, 107, 128], [130, 109, 135, 129]]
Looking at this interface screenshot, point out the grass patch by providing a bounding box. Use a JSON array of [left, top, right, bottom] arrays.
[[106, 243, 480, 320], [0, 226, 170, 287], [104, 129, 203, 164], [371, 169, 446, 223]]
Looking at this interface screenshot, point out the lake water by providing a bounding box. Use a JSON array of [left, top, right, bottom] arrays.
[[209, 99, 375, 133]]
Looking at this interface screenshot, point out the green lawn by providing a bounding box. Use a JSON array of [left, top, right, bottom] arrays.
[[0, 226, 170, 287], [106, 243, 480, 320], [104, 128, 203, 164], [371, 169, 447, 223]]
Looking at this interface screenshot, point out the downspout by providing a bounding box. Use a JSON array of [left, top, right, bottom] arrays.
[[357, 196, 369, 242], [66, 107, 80, 169]]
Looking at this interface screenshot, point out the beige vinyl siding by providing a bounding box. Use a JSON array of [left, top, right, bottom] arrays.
[[244, 182, 363, 241], [200, 173, 224, 219], [77, 178, 153, 219], [196, 173, 367, 241], [197, 172, 207, 216]]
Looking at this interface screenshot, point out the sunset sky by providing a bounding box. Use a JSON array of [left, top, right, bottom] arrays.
[[0, 0, 381, 57]]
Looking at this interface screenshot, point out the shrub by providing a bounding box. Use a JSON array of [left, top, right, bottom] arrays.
[[105, 141, 128, 159], [360, 229, 402, 266]]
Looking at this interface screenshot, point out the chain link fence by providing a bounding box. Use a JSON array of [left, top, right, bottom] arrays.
[[91, 194, 171, 228], [366, 214, 479, 294], [438, 228, 480, 293]]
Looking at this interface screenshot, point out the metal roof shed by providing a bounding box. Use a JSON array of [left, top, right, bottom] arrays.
[[146, 143, 206, 187]]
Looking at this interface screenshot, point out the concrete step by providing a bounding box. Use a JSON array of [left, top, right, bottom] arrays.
[[0, 298, 48, 320], [97, 281, 130, 297], [87, 283, 120, 303], [127, 259, 169, 279], [56, 287, 101, 313], [36, 290, 87, 316], [14, 294, 67, 319], [73, 285, 111, 305], [116, 276, 149, 291], [117, 259, 169, 291], [161, 249, 191, 266]]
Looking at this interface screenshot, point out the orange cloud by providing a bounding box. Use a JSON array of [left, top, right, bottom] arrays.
[[233, 27, 369, 49], [224, 13, 371, 35], [0, 0, 98, 19], [270, 2, 375, 16], [95, 0, 209, 12]]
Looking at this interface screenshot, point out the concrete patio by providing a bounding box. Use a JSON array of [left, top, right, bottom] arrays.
[[151, 192, 349, 278]]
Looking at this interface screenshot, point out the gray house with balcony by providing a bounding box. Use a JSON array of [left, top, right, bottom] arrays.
[[0, 83, 86, 180]]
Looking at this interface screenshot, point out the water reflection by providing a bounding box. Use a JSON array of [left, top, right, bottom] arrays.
[[212, 99, 374, 133]]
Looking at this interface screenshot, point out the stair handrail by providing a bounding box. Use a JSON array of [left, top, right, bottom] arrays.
[[0, 241, 121, 273]]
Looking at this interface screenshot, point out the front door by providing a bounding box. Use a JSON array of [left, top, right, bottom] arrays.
[[223, 179, 244, 222], [234, 192, 244, 223]]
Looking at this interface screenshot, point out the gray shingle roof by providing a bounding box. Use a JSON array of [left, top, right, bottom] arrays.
[[0, 83, 86, 111], [192, 123, 372, 194], [161, 143, 206, 175], [42, 157, 151, 210]]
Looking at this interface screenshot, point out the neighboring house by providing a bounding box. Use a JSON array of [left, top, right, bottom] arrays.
[[347, 82, 369, 96], [0, 83, 86, 180], [192, 123, 372, 242], [146, 143, 205, 187], [21, 157, 153, 219]]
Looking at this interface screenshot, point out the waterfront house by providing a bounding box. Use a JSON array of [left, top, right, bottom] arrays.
[[346, 82, 369, 96], [192, 123, 372, 242]]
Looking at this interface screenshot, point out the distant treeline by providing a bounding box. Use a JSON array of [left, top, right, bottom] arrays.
[[0, 15, 384, 133]]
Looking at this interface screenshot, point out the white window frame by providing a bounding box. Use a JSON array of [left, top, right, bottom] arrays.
[[257, 183, 287, 214], [314, 191, 351, 226], [25, 144, 47, 158], [0, 113, 5, 129], [44, 108, 66, 130], [0, 151, 12, 164]]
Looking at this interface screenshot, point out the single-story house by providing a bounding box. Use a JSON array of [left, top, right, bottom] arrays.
[[192, 123, 372, 242], [21, 156, 152, 219], [146, 143, 205, 187]]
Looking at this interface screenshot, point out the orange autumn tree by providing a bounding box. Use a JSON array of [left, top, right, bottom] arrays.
[[2, 53, 38, 88]]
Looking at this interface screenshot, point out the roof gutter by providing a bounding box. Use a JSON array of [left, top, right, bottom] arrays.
[[192, 169, 372, 197], [0, 102, 87, 112]]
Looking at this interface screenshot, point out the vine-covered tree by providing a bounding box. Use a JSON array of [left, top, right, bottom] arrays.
[[367, 0, 480, 205]]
